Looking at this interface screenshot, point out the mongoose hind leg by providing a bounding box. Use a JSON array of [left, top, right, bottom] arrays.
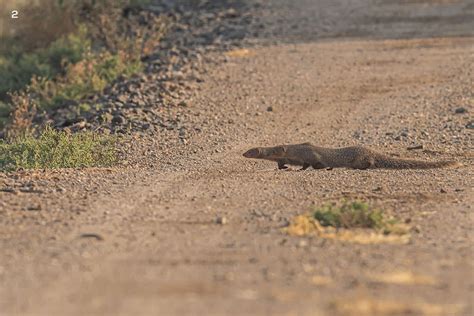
[[312, 162, 326, 170], [277, 160, 288, 170], [352, 157, 375, 170]]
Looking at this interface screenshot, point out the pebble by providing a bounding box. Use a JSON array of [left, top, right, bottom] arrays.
[[407, 144, 423, 150], [112, 115, 125, 125], [216, 216, 228, 225], [79, 233, 104, 241], [26, 205, 42, 211], [454, 107, 467, 114]]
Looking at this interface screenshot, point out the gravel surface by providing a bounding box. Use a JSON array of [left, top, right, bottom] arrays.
[[0, 0, 473, 315]]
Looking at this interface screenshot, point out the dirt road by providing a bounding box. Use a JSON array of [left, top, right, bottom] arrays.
[[1, 0, 473, 315]]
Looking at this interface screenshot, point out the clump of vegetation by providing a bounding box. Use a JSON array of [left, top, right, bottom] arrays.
[[0, 27, 90, 99], [284, 201, 410, 244], [0, 126, 117, 171], [0, 0, 166, 131], [312, 200, 400, 233], [28, 47, 143, 109], [0, 0, 162, 171]]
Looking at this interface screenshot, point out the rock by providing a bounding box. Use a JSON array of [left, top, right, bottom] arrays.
[[216, 216, 228, 225], [116, 94, 129, 103], [112, 115, 125, 125], [407, 145, 423, 150], [26, 205, 42, 211], [466, 121, 474, 129], [266, 106, 273, 112], [79, 233, 104, 241], [454, 107, 467, 114]]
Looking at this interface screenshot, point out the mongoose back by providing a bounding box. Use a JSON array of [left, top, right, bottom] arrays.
[[243, 143, 460, 170]]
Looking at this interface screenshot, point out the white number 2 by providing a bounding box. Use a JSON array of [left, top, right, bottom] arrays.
[[11, 10, 19, 19]]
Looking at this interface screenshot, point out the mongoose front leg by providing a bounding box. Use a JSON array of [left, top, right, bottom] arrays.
[[300, 163, 310, 170], [277, 160, 288, 170]]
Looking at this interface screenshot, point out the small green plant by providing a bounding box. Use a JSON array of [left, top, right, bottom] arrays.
[[0, 126, 117, 171], [313, 201, 398, 231]]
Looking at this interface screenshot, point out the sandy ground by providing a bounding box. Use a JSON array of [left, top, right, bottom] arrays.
[[1, 0, 473, 315]]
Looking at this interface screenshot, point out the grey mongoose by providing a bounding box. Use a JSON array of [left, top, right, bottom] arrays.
[[243, 143, 461, 170]]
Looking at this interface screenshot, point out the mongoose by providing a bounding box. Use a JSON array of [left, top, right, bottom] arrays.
[[243, 143, 460, 170]]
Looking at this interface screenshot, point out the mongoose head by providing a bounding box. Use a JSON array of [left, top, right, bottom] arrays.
[[243, 146, 287, 159]]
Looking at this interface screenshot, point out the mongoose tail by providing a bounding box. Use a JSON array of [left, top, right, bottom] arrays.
[[373, 156, 461, 169]]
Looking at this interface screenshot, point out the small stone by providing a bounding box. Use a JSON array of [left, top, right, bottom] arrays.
[[440, 188, 447, 193], [454, 107, 467, 114], [465, 121, 474, 129], [79, 233, 104, 241], [266, 106, 273, 112], [112, 115, 125, 125], [297, 239, 308, 248], [26, 205, 41, 211], [116, 94, 128, 103], [216, 216, 228, 225], [373, 186, 384, 192], [407, 145, 423, 150]]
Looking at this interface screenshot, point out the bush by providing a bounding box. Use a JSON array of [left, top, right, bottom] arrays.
[[1, 0, 166, 132], [29, 49, 142, 109], [0, 126, 117, 171], [0, 28, 90, 99]]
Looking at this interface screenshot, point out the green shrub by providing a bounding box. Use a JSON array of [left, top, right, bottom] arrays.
[[0, 27, 90, 99], [313, 201, 395, 230], [1, 0, 167, 134], [0, 126, 117, 171], [30, 50, 142, 109]]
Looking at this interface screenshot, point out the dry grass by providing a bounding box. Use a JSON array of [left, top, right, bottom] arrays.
[[1, 0, 77, 51], [283, 201, 411, 244]]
